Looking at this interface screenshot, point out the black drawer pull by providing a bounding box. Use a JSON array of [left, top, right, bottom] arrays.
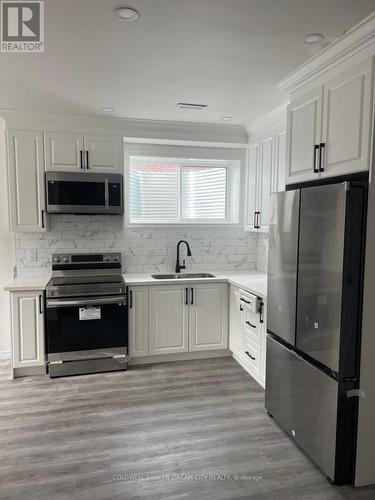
[[240, 305, 243, 311], [245, 321, 256, 329], [245, 351, 256, 361], [240, 298, 251, 304]]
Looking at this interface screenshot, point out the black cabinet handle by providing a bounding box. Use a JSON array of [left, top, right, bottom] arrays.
[[41, 210, 45, 228], [185, 287, 188, 305], [38, 294, 43, 314], [245, 321, 256, 329], [191, 287, 194, 305], [313, 144, 319, 173], [259, 301, 264, 323], [80, 150, 84, 169], [86, 150, 89, 170], [256, 211, 261, 228], [319, 143, 325, 172], [253, 211, 256, 228], [240, 305, 243, 311], [240, 298, 251, 304], [245, 351, 256, 361], [129, 290, 133, 309]]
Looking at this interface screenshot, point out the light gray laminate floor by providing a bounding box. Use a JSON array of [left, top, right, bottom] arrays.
[[1, 357, 375, 500]]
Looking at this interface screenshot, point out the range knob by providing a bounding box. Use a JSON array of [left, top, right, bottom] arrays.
[[62, 256, 69, 263], [113, 255, 119, 262], [104, 255, 111, 262], [53, 256, 61, 263]]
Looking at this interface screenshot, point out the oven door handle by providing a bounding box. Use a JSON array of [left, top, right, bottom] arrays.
[[46, 296, 127, 308]]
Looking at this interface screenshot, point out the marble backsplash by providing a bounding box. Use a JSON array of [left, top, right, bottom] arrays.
[[256, 233, 269, 273], [15, 215, 266, 277]]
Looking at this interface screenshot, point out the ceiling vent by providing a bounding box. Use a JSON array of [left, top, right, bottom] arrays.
[[177, 103, 208, 110]]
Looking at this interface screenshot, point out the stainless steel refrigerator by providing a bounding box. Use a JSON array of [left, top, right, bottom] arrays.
[[265, 180, 367, 484]]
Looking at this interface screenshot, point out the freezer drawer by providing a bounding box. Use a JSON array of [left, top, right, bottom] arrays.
[[265, 335, 338, 481]]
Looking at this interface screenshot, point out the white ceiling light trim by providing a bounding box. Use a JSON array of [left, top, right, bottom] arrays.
[[114, 7, 139, 21], [221, 116, 233, 121], [102, 107, 114, 112], [303, 33, 324, 44]]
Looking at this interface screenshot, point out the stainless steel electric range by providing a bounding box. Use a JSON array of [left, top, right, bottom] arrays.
[[45, 253, 128, 378]]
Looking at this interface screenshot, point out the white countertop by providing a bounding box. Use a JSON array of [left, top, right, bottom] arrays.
[[124, 271, 267, 298], [4, 276, 50, 292], [4, 271, 267, 298]]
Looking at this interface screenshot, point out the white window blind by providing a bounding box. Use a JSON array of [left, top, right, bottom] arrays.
[[128, 153, 241, 225]]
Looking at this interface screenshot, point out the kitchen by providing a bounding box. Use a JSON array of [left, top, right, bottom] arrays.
[[1, 1, 375, 499]]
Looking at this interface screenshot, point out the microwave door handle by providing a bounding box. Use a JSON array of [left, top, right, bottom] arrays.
[[105, 179, 109, 210], [46, 296, 127, 308]]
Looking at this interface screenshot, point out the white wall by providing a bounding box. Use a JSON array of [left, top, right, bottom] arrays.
[[0, 118, 15, 356]]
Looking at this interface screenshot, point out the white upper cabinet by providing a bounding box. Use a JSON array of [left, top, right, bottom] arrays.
[[286, 87, 323, 184], [7, 130, 47, 232], [245, 121, 286, 233], [11, 291, 45, 369], [149, 285, 189, 355], [189, 283, 228, 351], [128, 286, 149, 358], [320, 58, 373, 179], [258, 134, 273, 231], [84, 134, 122, 173], [45, 131, 123, 173], [245, 140, 259, 230], [274, 127, 287, 192], [45, 132, 84, 172], [285, 57, 373, 184]]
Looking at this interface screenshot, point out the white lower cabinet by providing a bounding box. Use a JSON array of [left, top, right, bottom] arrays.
[[128, 286, 149, 357], [11, 291, 45, 369], [189, 283, 228, 351], [229, 286, 266, 387], [129, 283, 229, 358], [149, 285, 189, 355]]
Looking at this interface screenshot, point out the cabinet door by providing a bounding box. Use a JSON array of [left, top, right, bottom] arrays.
[[11, 292, 44, 368], [7, 130, 46, 232], [229, 286, 242, 353], [321, 58, 373, 178], [44, 132, 84, 171], [128, 286, 149, 358], [286, 87, 323, 184], [245, 140, 259, 231], [84, 134, 123, 173], [274, 127, 287, 192], [258, 134, 274, 231], [189, 283, 228, 351], [149, 285, 188, 355]]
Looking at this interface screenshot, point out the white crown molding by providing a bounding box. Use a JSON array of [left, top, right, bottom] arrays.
[[0, 109, 248, 144], [247, 104, 287, 136], [278, 11, 375, 94]]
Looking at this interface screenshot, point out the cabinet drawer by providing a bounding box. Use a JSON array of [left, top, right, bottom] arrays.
[[243, 317, 261, 346], [239, 290, 259, 313], [243, 337, 261, 376]]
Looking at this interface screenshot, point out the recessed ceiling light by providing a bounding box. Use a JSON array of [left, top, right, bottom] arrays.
[[303, 33, 324, 44], [114, 7, 139, 21], [177, 102, 208, 110], [102, 107, 114, 112], [221, 116, 233, 121]]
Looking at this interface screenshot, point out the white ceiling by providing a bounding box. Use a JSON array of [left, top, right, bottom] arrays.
[[0, 0, 374, 127]]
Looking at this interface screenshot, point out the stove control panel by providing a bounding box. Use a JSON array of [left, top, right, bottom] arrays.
[[51, 253, 121, 267]]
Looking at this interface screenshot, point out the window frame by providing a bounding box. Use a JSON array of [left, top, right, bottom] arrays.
[[124, 142, 246, 228]]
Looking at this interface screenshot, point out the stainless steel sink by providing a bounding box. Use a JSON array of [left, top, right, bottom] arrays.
[[151, 273, 215, 280]]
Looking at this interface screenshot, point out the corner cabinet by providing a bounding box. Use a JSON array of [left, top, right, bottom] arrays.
[[189, 283, 228, 351], [7, 130, 47, 232], [11, 291, 45, 369], [245, 123, 286, 232], [44, 132, 123, 173], [286, 57, 373, 184]]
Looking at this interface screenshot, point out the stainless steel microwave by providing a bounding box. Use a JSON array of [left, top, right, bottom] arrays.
[[46, 172, 123, 215]]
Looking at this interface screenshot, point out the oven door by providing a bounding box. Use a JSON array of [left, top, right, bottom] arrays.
[[46, 172, 123, 214], [46, 295, 128, 362]]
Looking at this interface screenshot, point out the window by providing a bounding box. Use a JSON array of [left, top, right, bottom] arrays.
[[128, 150, 242, 225]]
